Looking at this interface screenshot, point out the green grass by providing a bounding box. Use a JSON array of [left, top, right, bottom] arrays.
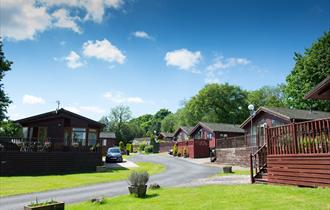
[[68, 185, 330, 210], [0, 162, 165, 197], [217, 169, 250, 176]]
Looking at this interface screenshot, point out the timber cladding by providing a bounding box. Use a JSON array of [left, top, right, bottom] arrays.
[[0, 152, 102, 176], [267, 154, 330, 187]]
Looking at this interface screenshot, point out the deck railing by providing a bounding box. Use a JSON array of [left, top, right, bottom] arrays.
[[0, 137, 101, 152], [267, 118, 330, 155], [216, 134, 264, 149]]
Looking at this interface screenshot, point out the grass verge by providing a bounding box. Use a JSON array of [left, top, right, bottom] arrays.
[[0, 162, 165, 197], [68, 184, 330, 210]]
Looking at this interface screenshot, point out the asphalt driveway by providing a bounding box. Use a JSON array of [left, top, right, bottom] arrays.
[[0, 154, 219, 210]]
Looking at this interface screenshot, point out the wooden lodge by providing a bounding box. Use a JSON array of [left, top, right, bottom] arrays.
[[215, 106, 330, 167], [250, 77, 330, 187], [176, 122, 244, 158], [158, 132, 174, 141], [173, 126, 194, 141], [99, 131, 116, 156], [0, 109, 105, 176]]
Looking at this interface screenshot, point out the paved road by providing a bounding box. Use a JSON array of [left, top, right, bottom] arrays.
[[0, 154, 219, 210]]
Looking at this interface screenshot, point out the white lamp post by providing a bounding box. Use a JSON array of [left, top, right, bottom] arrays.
[[248, 104, 255, 145]]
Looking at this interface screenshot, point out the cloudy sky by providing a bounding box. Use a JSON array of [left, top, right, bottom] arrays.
[[1, 0, 329, 120]]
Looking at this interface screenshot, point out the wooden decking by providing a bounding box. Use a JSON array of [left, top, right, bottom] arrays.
[[267, 154, 330, 187], [251, 118, 330, 187]]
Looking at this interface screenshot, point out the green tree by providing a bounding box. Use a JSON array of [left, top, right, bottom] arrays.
[[0, 40, 12, 120], [247, 84, 286, 110], [184, 83, 249, 124], [102, 105, 132, 144], [284, 31, 330, 111], [161, 113, 177, 132], [0, 121, 22, 137]]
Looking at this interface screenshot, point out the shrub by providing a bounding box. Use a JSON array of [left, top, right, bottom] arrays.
[[128, 171, 149, 186], [126, 143, 133, 152], [183, 147, 189, 157], [172, 144, 178, 156], [144, 145, 154, 153], [119, 141, 125, 152], [139, 144, 146, 152], [177, 152, 182, 157]]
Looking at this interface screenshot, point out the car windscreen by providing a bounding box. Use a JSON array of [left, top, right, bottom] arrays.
[[109, 148, 121, 153]]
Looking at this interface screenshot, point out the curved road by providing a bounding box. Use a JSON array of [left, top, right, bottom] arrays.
[[0, 154, 219, 210]]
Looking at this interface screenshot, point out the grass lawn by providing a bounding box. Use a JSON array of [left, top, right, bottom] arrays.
[[68, 184, 330, 210], [217, 169, 250, 176], [0, 162, 165, 197]]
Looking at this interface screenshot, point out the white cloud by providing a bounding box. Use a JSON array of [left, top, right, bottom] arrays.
[[65, 51, 84, 69], [0, 0, 51, 40], [205, 56, 251, 84], [42, 0, 124, 23], [82, 39, 126, 64], [103, 91, 145, 104], [22, 94, 46, 105], [0, 0, 125, 41], [51, 8, 81, 33], [206, 56, 250, 71], [132, 31, 153, 40], [165, 49, 202, 71]]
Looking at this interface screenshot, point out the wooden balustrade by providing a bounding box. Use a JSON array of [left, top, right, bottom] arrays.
[[267, 118, 330, 155]]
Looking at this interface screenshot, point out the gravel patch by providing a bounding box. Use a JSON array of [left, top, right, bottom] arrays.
[[179, 175, 250, 187]]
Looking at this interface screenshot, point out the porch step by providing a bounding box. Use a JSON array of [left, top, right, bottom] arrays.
[[255, 177, 268, 184]]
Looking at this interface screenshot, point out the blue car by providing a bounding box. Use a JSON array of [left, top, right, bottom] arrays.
[[106, 147, 123, 163]]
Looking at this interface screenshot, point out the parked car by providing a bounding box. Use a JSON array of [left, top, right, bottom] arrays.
[[106, 147, 123, 163]]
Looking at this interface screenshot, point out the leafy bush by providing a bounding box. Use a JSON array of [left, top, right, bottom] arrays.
[[119, 141, 125, 152], [177, 152, 182, 157], [139, 144, 146, 152], [128, 171, 149, 186], [126, 143, 133, 152], [183, 147, 189, 157], [144, 145, 154, 153], [172, 144, 178, 156]]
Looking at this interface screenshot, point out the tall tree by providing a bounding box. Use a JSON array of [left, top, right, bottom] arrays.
[[284, 31, 330, 111], [247, 84, 286, 110], [161, 113, 177, 133], [184, 83, 249, 125], [102, 105, 132, 144], [0, 39, 12, 121]]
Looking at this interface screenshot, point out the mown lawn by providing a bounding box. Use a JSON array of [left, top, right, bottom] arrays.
[[68, 184, 330, 210], [0, 162, 165, 197]]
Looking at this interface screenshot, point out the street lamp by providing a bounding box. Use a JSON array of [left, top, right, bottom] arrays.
[[248, 104, 255, 145]]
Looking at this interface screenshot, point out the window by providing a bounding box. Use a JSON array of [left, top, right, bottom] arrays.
[[72, 128, 86, 146], [38, 127, 47, 143], [64, 129, 69, 146], [207, 132, 213, 140], [88, 129, 97, 145], [103, 139, 107, 146]]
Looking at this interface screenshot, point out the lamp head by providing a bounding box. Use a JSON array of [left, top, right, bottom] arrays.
[[248, 104, 254, 111]]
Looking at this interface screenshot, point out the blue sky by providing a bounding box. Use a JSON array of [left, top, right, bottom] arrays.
[[1, 0, 329, 120]]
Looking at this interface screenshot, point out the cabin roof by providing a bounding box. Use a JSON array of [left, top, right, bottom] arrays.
[[158, 132, 174, 138], [190, 122, 245, 135], [173, 126, 194, 137], [304, 76, 330, 100], [15, 108, 105, 128], [240, 106, 330, 128]]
